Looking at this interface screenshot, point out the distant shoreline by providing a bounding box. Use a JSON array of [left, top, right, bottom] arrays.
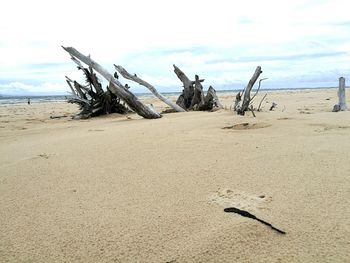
[[0, 86, 338, 105]]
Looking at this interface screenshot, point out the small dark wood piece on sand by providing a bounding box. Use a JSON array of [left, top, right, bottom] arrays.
[[224, 207, 286, 234], [62, 46, 161, 119], [333, 77, 348, 112], [269, 102, 277, 111], [173, 64, 223, 111]]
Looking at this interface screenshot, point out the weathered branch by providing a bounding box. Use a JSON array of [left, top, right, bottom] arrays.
[[70, 56, 104, 95], [65, 76, 77, 96], [257, 93, 267, 111], [62, 46, 161, 119], [250, 77, 268, 103], [114, 65, 185, 112], [88, 66, 104, 95], [191, 75, 205, 110], [237, 66, 262, 115], [207, 86, 223, 109], [73, 81, 88, 100], [249, 105, 256, 117]]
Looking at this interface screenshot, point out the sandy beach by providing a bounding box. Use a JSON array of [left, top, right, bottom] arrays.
[[0, 89, 349, 262]]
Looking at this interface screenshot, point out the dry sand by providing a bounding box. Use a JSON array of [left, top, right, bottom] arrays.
[[0, 89, 349, 262]]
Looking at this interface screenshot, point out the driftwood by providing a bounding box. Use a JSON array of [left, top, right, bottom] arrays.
[[269, 102, 277, 111], [114, 65, 185, 112], [250, 78, 268, 104], [333, 77, 347, 112], [65, 70, 129, 119], [257, 93, 267, 111], [173, 65, 222, 111], [50, 115, 68, 119], [62, 46, 161, 119], [236, 66, 263, 116]]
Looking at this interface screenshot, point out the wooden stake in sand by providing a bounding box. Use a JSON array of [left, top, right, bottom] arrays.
[[333, 77, 348, 112]]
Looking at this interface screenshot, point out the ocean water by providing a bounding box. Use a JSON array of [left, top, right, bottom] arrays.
[[0, 95, 70, 105], [0, 93, 182, 105], [0, 87, 335, 105]]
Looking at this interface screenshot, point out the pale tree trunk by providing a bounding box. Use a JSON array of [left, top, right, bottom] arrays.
[[114, 65, 185, 112], [237, 66, 262, 115]]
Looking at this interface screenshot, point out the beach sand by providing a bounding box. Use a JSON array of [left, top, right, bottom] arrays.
[[0, 89, 349, 262]]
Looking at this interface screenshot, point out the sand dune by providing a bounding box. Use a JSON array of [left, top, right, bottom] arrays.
[[0, 89, 349, 262]]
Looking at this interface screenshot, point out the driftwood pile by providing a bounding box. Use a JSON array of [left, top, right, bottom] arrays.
[[64, 46, 348, 120], [63, 46, 223, 119], [63, 47, 161, 119]]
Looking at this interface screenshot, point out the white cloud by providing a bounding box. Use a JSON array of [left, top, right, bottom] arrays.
[[0, 82, 66, 95], [0, 0, 349, 94]]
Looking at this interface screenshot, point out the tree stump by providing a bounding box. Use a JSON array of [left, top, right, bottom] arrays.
[[173, 65, 222, 111]]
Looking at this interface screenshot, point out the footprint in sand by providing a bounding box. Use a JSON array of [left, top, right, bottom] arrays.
[[310, 123, 350, 133], [299, 110, 312, 114], [88, 129, 105, 132], [277, 117, 293, 121], [209, 188, 272, 213], [38, 154, 50, 159]]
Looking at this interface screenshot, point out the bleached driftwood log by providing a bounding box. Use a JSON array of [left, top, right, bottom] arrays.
[[237, 66, 262, 115], [173, 65, 222, 111], [333, 77, 347, 112], [62, 46, 161, 119], [114, 65, 185, 112]]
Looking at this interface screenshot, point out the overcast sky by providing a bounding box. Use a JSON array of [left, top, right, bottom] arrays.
[[0, 0, 349, 95]]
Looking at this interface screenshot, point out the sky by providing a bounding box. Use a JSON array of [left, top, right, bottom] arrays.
[[0, 0, 349, 95]]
